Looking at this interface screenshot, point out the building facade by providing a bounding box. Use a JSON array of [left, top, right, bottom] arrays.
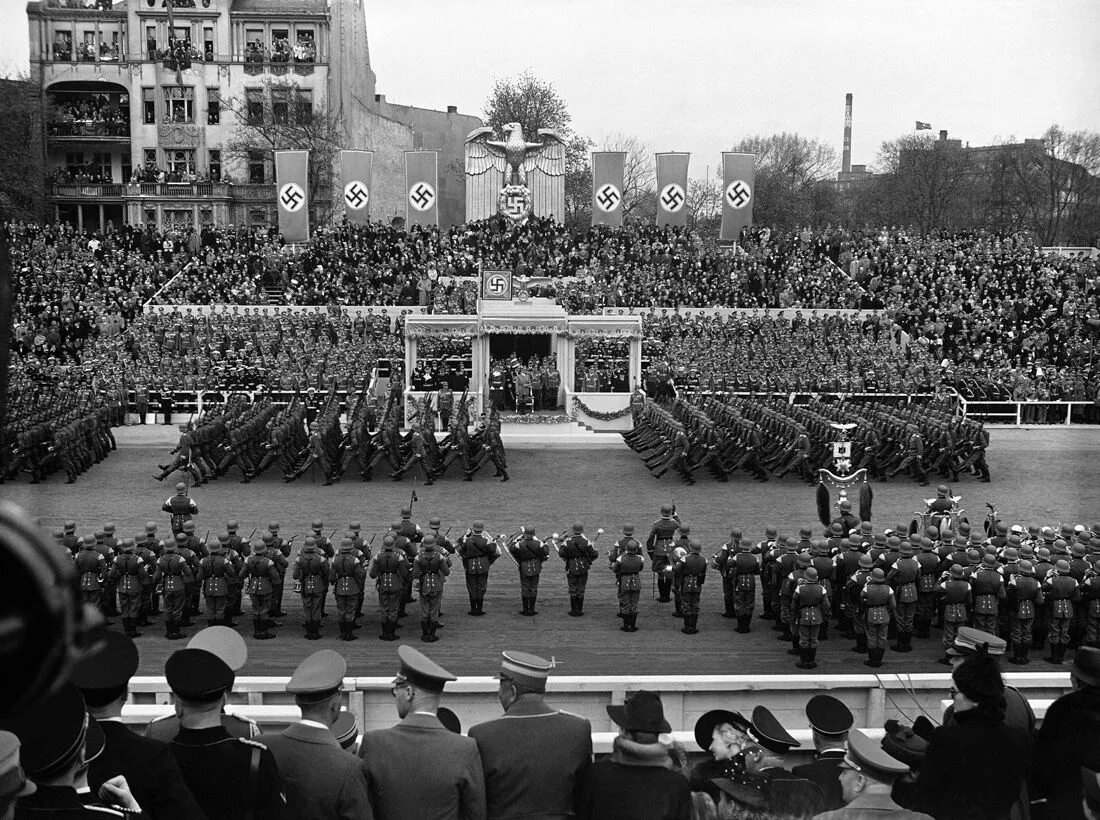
[[27, 0, 481, 232]]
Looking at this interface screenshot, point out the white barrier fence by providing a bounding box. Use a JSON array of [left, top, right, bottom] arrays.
[[957, 396, 1096, 426]]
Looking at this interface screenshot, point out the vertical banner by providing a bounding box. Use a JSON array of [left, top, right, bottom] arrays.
[[405, 151, 439, 227], [655, 152, 690, 228], [720, 152, 755, 243], [591, 151, 625, 228], [340, 150, 373, 225], [275, 150, 310, 243]]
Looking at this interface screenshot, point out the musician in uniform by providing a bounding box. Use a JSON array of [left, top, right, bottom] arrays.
[[457, 521, 497, 617], [612, 534, 645, 632], [558, 522, 599, 617], [469, 651, 593, 820], [887, 542, 921, 653], [198, 537, 236, 627], [730, 533, 761, 633], [861, 568, 896, 668], [645, 504, 679, 603], [793, 567, 829, 669], [369, 535, 409, 641], [74, 534, 109, 619], [332, 537, 367, 641], [1007, 560, 1044, 665], [162, 481, 197, 536], [509, 525, 549, 616], [293, 536, 330, 641], [108, 538, 147, 638], [242, 540, 279, 640], [154, 536, 195, 640], [675, 540, 708, 634], [936, 565, 972, 665], [412, 535, 449, 642]]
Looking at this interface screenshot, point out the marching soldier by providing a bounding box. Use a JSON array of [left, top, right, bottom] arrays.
[[197, 538, 235, 626], [612, 535, 645, 632], [369, 534, 409, 641], [675, 540, 708, 635], [558, 523, 599, 617], [109, 538, 147, 638], [332, 537, 366, 641], [242, 540, 279, 640], [413, 535, 450, 642], [293, 536, 330, 640], [860, 568, 896, 668], [162, 481, 197, 535], [509, 525, 549, 616], [645, 504, 680, 603], [457, 521, 498, 617], [153, 536, 194, 640]]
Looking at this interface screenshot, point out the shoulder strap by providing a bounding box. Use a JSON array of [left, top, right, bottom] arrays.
[[244, 744, 261, 820]]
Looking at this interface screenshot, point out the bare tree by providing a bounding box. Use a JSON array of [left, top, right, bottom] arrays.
[[0, 76, 44, 223], [729, 133, 838, 229], [563, 134, 594, 233], [598, 132, 656, 219], [686, 174, 722, 235], [221, 78, 344, 223], [874, 133, 973, 232], [482, 71, 571, 140]]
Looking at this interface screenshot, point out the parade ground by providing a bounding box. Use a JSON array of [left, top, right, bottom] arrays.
[[5, 426, 1098, 677]]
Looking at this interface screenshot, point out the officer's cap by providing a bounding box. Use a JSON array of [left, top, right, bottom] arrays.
[[748, 705, 799, 754], [187, 626, 249, 672], [0, 682, 97, 779], [947, 626, 1005, 657], [166, 649, 234, 702], [842, 729, 910, 782], [287, 650, 346, 703], [333, 710, 358, 750], [498, 651, 553, 692], [72, 631, 138, 693], [393, 645, 456, 693], [0, 731, 35, 800], [805, 695, 853, 737]]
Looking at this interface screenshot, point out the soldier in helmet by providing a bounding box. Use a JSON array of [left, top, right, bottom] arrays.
[[413, 535, 450, 642], [457, 521, 498, 616], [557, 523, 599, 617], [154, 422, 203, 485], [369, 535, 409, 640], [646, 504, 680, 604], [612, 528, 645, 632], [509, 525, 549, 616], [197, 537, 236, 626], [675, 540, 708, 635], [162, 481, 198, 536], [153, 536, 195, 640], [793, 567, 829, 669], [293, 536, 330, 640], [332, 537, 366, 641], [242, 540, 280, 640], [860, 569, 896, 668], [109, 538, 148, 638]]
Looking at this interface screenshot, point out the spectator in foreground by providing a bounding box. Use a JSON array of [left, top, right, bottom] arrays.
[[812, 729, 933, 819]]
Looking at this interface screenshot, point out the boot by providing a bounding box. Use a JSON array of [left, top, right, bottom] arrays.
[[892, 632, 909, 652], [787, 637, 801, 656], [620, 614, 632, 633], [1010, 644, 1028, 665], [806, 648, 818, 669], [819, 621, 829, 641], [421, 620, 431, 642], [797, 648, 813, 669], [864, 648, 884, 668], [528, 596, 537, 616], [736, 616, 750, 634], [519, 597, 529, 616], [253, 618, 265, 640], [568, 596, 581, 617], [379, 621, 390, 641], [851, 633, 868, 654], [914, 619, 931, 639], [126, 618, 142, 638], [778, 626, 792, 641], [627, 613, 639, 632], [575, 596, 585, 616], [426, 622, 439, 643], [681, 616, 692, 635], [347, 621, 359, 641], [476, 598, 486, 616], [469, 598, 478, 616]]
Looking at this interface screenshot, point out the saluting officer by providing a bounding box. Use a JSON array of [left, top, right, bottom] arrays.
[[558, 522, 599, 617], [369, 535, 409, 641], [510, 525, 549, 616]]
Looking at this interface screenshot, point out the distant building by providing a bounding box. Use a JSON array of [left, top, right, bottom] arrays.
[[26, 0, 481, 231]]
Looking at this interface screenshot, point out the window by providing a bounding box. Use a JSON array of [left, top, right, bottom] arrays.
[[245, 88, 264, 125], [272, 88, 288, 124], [208, 149, 221, 181], [146, 25, 157, 58], [65, 152, 85, 175], [248, 150, 266, 184], [142, 88, 156, 124], [293, 28, 315, 62], [143, 208, 157, 226], [81, 31, 96, 61], [206, 87, 220, 124], [121, 155, 132, 184], [52, 30, 72, 61], [245, 26, 264, 61], [164, 209, 194, 229], [203, 26, 214, 60], [163, 87, 194, 123], [93, 152, 113, 180], [143, 148, 158, 166], [295, 89, 313, 122], [165, 149, 195, 179]]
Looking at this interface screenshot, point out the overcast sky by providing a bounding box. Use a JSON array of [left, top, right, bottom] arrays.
[[3, 0, 1098, 177]]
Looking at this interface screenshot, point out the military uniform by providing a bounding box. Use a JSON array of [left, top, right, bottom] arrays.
[[293, 537, 330, 640], [198, 544, 235, 626], [937, 565, 972, 664], [1007, 562, 1044, 665], [1043, 561, 1080, 663], [558, 524, 599, 617], [860, 569, 896, 668], [74, 535, 108, 616], [791, 695, 854, 813], [645, 506, 680, 603], [369, 536, 409, 640], [243, 543, 280, 639], [412, 535, 450, 642], [154, 541, 195, 639], [108, 539, 147, 638], [509, 526, 549, 616], [457, 522, 497, 616], [332, 538, 367, 640], [162, 482, 198, 535], [887, 545, 921, 652], [612, 533, 645, 632], [675, 541, 708, 634], [794, 567, 829, 669]]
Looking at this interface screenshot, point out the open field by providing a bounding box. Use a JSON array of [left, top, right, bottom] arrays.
[[3, 426, 1097, 677]]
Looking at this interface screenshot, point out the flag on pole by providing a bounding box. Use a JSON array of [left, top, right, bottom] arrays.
[[339, 150, 373, 225], [164, 0, 183, 85], [591, 152, 626, 228], [655, 152, 690, 228], [405, 151, 439, 227], [719, 153, 755, 243], [915, 121, 932, 130], [275, 150, 310, 243]]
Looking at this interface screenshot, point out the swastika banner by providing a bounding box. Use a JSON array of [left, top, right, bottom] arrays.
[[655, 152, 690, 228], [481, 269, 512, 300], [275, 150, 309, 243], [720, 152, 755, 243], [405, 151, 439, 228], [591, 152, 626, 228], [340, 150, 373, 225]]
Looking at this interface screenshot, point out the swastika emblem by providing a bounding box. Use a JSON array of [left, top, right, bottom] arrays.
[[595, 183, 621, 212], [343, 181, 369, 210], [409, 182, 436, 211], [725, 179, 752, 209], [659, 183, 686, 213], [278, 182, 305, 213], [485, 273, 510, 298]]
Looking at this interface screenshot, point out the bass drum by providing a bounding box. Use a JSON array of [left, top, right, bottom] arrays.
[[908, 516, 925, 536]]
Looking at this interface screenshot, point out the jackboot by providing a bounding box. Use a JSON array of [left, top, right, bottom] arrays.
[[379, 621, 390, 641], [851, 633, 868, 654], [1010, 644, 1028, 665], [575, 596, 585, 616], [681, 616, 692, 635], [568, 596, 581, 617], [426, 622, 439, 643], [528, 596, 538, 616], [627, 613, 639, 632], [819, 621, 829, 641], [736, 616, 750, 634], [620, 615, 632, 633], [421, 620, 431, 642], [787, 637, 801, 656], [519, 597, 529, 616], [864, 648, 884, 668], [797, 649, 813, 669], [806, 648, 818, 669], [469, 598, 478, 616]]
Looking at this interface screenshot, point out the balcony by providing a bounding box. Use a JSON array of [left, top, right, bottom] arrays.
[[47, 182, 276, 202], [47, 120, 130, 141]]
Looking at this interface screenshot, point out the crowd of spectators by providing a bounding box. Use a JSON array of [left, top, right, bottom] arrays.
[[48, 94, 128, 136], [246, 34, 317, 64]]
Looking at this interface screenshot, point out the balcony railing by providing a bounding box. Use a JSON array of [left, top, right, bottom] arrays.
[[47, 121, 130, 139], [48, 182, 277, 201]]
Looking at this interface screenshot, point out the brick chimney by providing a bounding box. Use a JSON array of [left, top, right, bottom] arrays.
[[842, 93, 853, 174]]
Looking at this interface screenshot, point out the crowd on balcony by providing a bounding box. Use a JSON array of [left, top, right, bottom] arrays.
[[47, 165, 114, 185], [48, 95, 128, 137], [246, 35, 316, 64]]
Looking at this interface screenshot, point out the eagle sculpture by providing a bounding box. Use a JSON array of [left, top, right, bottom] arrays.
[[465, 123, 565, 186]]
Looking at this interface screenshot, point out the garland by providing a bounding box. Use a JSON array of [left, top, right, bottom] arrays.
[[497, 413, 575, 424], [571, 397, 633, 421]]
